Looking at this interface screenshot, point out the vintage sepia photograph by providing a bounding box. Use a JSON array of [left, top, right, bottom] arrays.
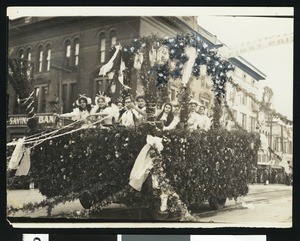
[[6, 7, 293, 228]]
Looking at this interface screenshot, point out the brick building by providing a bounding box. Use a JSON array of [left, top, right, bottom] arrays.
[[7, 16, 266, 141], [7, 16, 203, 139]]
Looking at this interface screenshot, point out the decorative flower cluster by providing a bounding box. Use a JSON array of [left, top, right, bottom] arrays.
[[228, 78, 293, 126], [119, 34, 235, 100]]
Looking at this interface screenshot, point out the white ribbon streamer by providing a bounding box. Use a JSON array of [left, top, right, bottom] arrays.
[[181, 46, 197, 86], [133, 52, 144, 70], [8, 137, 26, 170], [118, 58, 131, 89], [129, 135, 163, 191]]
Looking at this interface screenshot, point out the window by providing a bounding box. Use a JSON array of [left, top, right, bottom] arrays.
[[258, 153, 268, 163], [99, 33, 106, 63], [64, 40, 71, 67], [241, 92, 247, 106], [18, 49, 24, 59], [241, 113, 247, 129], [273, 138, 278, 151], [110, 30, 117, 47], [200, 93, 211, 109], [25, 48, 31, 61], [62, 82, 77, 113], [74, 38, 80, 66], [34, 85, 48, 113], [45, 44, 51, 71], [37, 46, 43, 72], [250, 116, 256, 132], [40, 86, 48, 112], [62, 84, 68, 112]]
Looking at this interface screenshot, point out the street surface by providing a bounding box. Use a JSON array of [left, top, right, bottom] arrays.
[[7, 184, 292, 228]]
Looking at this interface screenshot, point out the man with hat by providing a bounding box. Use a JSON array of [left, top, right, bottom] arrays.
[[187, 100, 210, 131]]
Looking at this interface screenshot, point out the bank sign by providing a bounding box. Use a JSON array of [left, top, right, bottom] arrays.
[[8, 114, 56, 126]]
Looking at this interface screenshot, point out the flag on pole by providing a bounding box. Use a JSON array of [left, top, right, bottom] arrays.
[[118, 58, 131, 89], [99, 45, 122, 76]]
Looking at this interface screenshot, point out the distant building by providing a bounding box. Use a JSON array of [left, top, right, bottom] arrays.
[[224, 56, 266, 132]]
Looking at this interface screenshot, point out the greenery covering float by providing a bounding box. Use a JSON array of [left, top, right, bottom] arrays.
[[7, 125, 260, 219]]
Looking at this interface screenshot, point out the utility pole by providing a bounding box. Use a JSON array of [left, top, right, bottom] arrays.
[[281, 123, 284, 153], [269, 113, 273, 163]]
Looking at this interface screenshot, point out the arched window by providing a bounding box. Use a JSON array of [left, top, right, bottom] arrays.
[[25, 48, 31, 61], [99, 33, 106, 63], [110, 30, 117, 48], [200, 93, 211, 109], [45, 44, 51, 71], [74, 38, 80, 66], [37, 45, 43, 72], [18, 49, 24, 59], [64, 39, 71, 67]]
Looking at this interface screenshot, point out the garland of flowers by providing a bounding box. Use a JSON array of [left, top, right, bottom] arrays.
[[109, 34, 235, 126], [227, 78, 292, 126], [223, 99, 244, 131]]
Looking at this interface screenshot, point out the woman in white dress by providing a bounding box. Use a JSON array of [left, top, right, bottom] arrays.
[[56, 95, 92, 124], [89, 95, 118, 125]]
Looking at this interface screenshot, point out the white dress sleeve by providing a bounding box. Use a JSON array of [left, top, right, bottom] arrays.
[[59, 108, 79, 118]]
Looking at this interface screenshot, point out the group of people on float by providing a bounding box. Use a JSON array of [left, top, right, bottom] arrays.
[[55, 93, 212, 131]]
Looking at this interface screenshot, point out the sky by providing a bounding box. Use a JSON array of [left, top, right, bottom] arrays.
[[7, 7, 293, 119], [197, 13, 293, 120]]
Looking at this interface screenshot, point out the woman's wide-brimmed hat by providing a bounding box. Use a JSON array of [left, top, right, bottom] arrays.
[[76, 94, 92, 106]]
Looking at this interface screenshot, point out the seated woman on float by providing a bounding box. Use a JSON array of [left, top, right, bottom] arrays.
[[55, 94, 92, 124], [156, 102, 180, 130]]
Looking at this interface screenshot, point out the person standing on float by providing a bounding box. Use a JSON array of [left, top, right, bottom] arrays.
[[197, 105, 211, 131], [135, 95, 147, 125], [120, 96, 146, 127], [187, 100, 202, 130]]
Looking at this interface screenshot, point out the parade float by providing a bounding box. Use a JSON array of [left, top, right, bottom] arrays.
[[7, 34, 291, 220]]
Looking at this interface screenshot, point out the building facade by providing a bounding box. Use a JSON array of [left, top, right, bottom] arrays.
[[7, 16, 201, 140], [7, 16, 266, 142], [224, 56, 266, 132]]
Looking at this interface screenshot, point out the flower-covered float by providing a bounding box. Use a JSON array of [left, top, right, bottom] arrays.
[[7, 34, 265, 220]]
